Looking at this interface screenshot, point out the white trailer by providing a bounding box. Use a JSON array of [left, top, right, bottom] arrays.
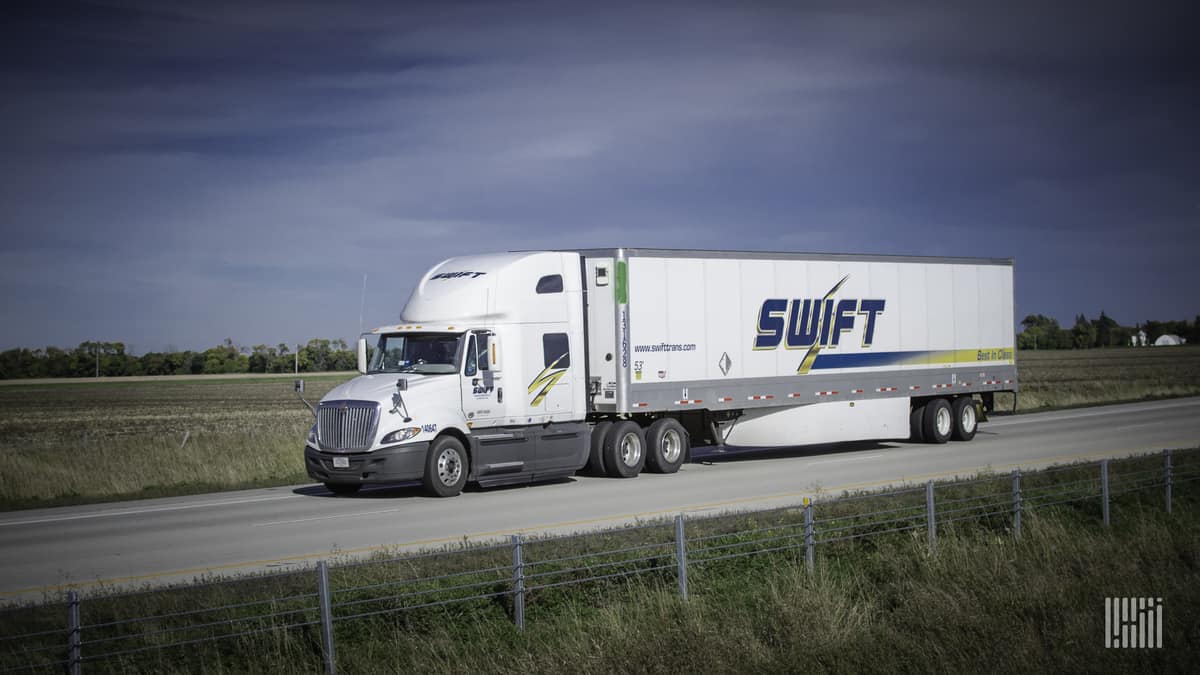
[[304, 249, 1017, 496]]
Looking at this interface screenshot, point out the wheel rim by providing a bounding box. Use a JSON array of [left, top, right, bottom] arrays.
[[661, 429, 682, 463], [620, 432, 643, 467], [437, 448, 462, 486], [935, 406, 952, 437], [960, 404, 976, 433]]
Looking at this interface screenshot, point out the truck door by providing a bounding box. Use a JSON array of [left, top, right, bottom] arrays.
[[460, 331, 502, 427], [526, 330, 583, 472]]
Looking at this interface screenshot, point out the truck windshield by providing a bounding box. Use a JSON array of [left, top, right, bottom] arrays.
[[367, 333, 461, 375]]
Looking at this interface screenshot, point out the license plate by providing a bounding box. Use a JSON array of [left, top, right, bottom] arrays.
[[332, 456, 350, 469]]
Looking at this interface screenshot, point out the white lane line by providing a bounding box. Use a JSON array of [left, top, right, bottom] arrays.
[[0, 493, 303, 528], [254, 508, 407, 527], [807, 453, 885, 466]]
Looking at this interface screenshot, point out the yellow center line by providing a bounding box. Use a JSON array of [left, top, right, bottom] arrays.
[[4, 441, 1194, 599]]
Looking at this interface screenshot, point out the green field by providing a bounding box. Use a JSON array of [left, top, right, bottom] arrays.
[[997, 346, 1200, 411], [0, 373, 353, 510], [1, 347, 1198, 511]]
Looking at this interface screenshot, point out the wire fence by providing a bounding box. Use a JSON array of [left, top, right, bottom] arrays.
[[1, 448, 1197, 674]]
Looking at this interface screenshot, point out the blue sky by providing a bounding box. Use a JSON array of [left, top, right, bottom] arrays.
[[2, 1, 1197, 352]]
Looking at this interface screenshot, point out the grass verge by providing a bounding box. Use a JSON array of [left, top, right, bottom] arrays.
[[2, 452, 1197, 672]]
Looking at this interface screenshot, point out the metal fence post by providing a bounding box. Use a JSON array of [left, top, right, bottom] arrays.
[[804, 499, 815, 573], [511, 534, 525, 631], [67, 590, 81, 675], [1012, 469, 1022, 540], [1100, 459, 1110, 527], [926, 480, 936, 554], [1165, 449, 1172, 515], [316, 561, 336, 675], [674, 514, 689, 601]]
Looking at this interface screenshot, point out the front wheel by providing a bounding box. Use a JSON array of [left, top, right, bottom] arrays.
[[423, 436, 469, 497], [645, 418, 688, 474], [951, 397, 978, 441], [604, 421, 646, 478]]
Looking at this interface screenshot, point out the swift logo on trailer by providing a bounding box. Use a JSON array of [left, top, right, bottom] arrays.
[[753, 275, 886, 374], [528, 353, 568, 407]]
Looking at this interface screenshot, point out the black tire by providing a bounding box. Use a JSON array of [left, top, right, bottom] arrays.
[[325, 482, 361, 496], [423, 436, 469, 497], [603, 421, 646, 478], [922, 398, 952, 444], [645, 418, 688, 474], [951, 397, 978, 441], [909, 403, 926, 443], [586, 420, 613, 475]]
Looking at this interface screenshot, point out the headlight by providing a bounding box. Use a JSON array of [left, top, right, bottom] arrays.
[[306, 424, 318, 447], [382, 427, 421, 444]]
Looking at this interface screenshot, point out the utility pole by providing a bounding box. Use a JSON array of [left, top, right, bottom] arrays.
[[95, 344, 100, 378]]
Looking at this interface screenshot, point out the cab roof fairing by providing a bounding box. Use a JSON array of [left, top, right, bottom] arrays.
[[396, 251, 578, 325]]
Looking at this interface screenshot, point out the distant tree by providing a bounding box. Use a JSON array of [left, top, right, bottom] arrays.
[[202, 339, 248, 374], [1094, 311, 1119, 347], [248, 344, 277, 373], [302, 339, 328, 371], [1018, 314, 1065, 350], [1, 336, 387, 378], [1072, 315, 1097, 349], [1143, 320, 1164, 344], [140, 352, 168, 375]]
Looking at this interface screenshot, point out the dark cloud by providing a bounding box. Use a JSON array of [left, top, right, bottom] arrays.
[[1, 0, 1197, 350]]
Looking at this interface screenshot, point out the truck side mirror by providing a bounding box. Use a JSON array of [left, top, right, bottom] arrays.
[[356, 338, 368, 374]]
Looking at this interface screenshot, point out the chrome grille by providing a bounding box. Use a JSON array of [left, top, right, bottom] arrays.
[[317, 400, 380, 453]]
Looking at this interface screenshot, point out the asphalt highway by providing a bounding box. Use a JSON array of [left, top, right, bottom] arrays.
[[2, 397, 1197, 602]]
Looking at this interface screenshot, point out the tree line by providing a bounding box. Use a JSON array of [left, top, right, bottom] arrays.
[[0, 339, 357, 380], [1017, 312, 1199, 350]]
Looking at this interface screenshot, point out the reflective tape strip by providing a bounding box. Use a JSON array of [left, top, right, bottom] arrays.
[[747, 395, 774, 401], [788, 393, 804, 398], [910, 385, 921, 391], [816, 391, 839, 397], [633, 403, 649, 408], [717, 396, 733, 402], [877, 386, 897, 392], [675, 399, 703, 405], [960, 382, 972, 387], [934, 384, 952, 389], [850, 388, 864, 394]]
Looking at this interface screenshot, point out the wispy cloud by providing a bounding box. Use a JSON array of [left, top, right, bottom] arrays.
[[1, 0, 1196, 350]]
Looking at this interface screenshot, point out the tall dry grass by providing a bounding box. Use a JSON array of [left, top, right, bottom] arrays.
[[0, 374, 351, 509]]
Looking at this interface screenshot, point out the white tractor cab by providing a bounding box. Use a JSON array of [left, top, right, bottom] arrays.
[[303, 248, 1017, 497], [304, 251, 595, 497]]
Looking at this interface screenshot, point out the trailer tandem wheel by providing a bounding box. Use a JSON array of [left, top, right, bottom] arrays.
[[922, 398, 953, 444], [951, 397, 978, 441], [645, 418, 688, 474]]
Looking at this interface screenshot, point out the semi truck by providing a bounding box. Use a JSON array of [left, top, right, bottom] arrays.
[[303, 249, 1017, 497]]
